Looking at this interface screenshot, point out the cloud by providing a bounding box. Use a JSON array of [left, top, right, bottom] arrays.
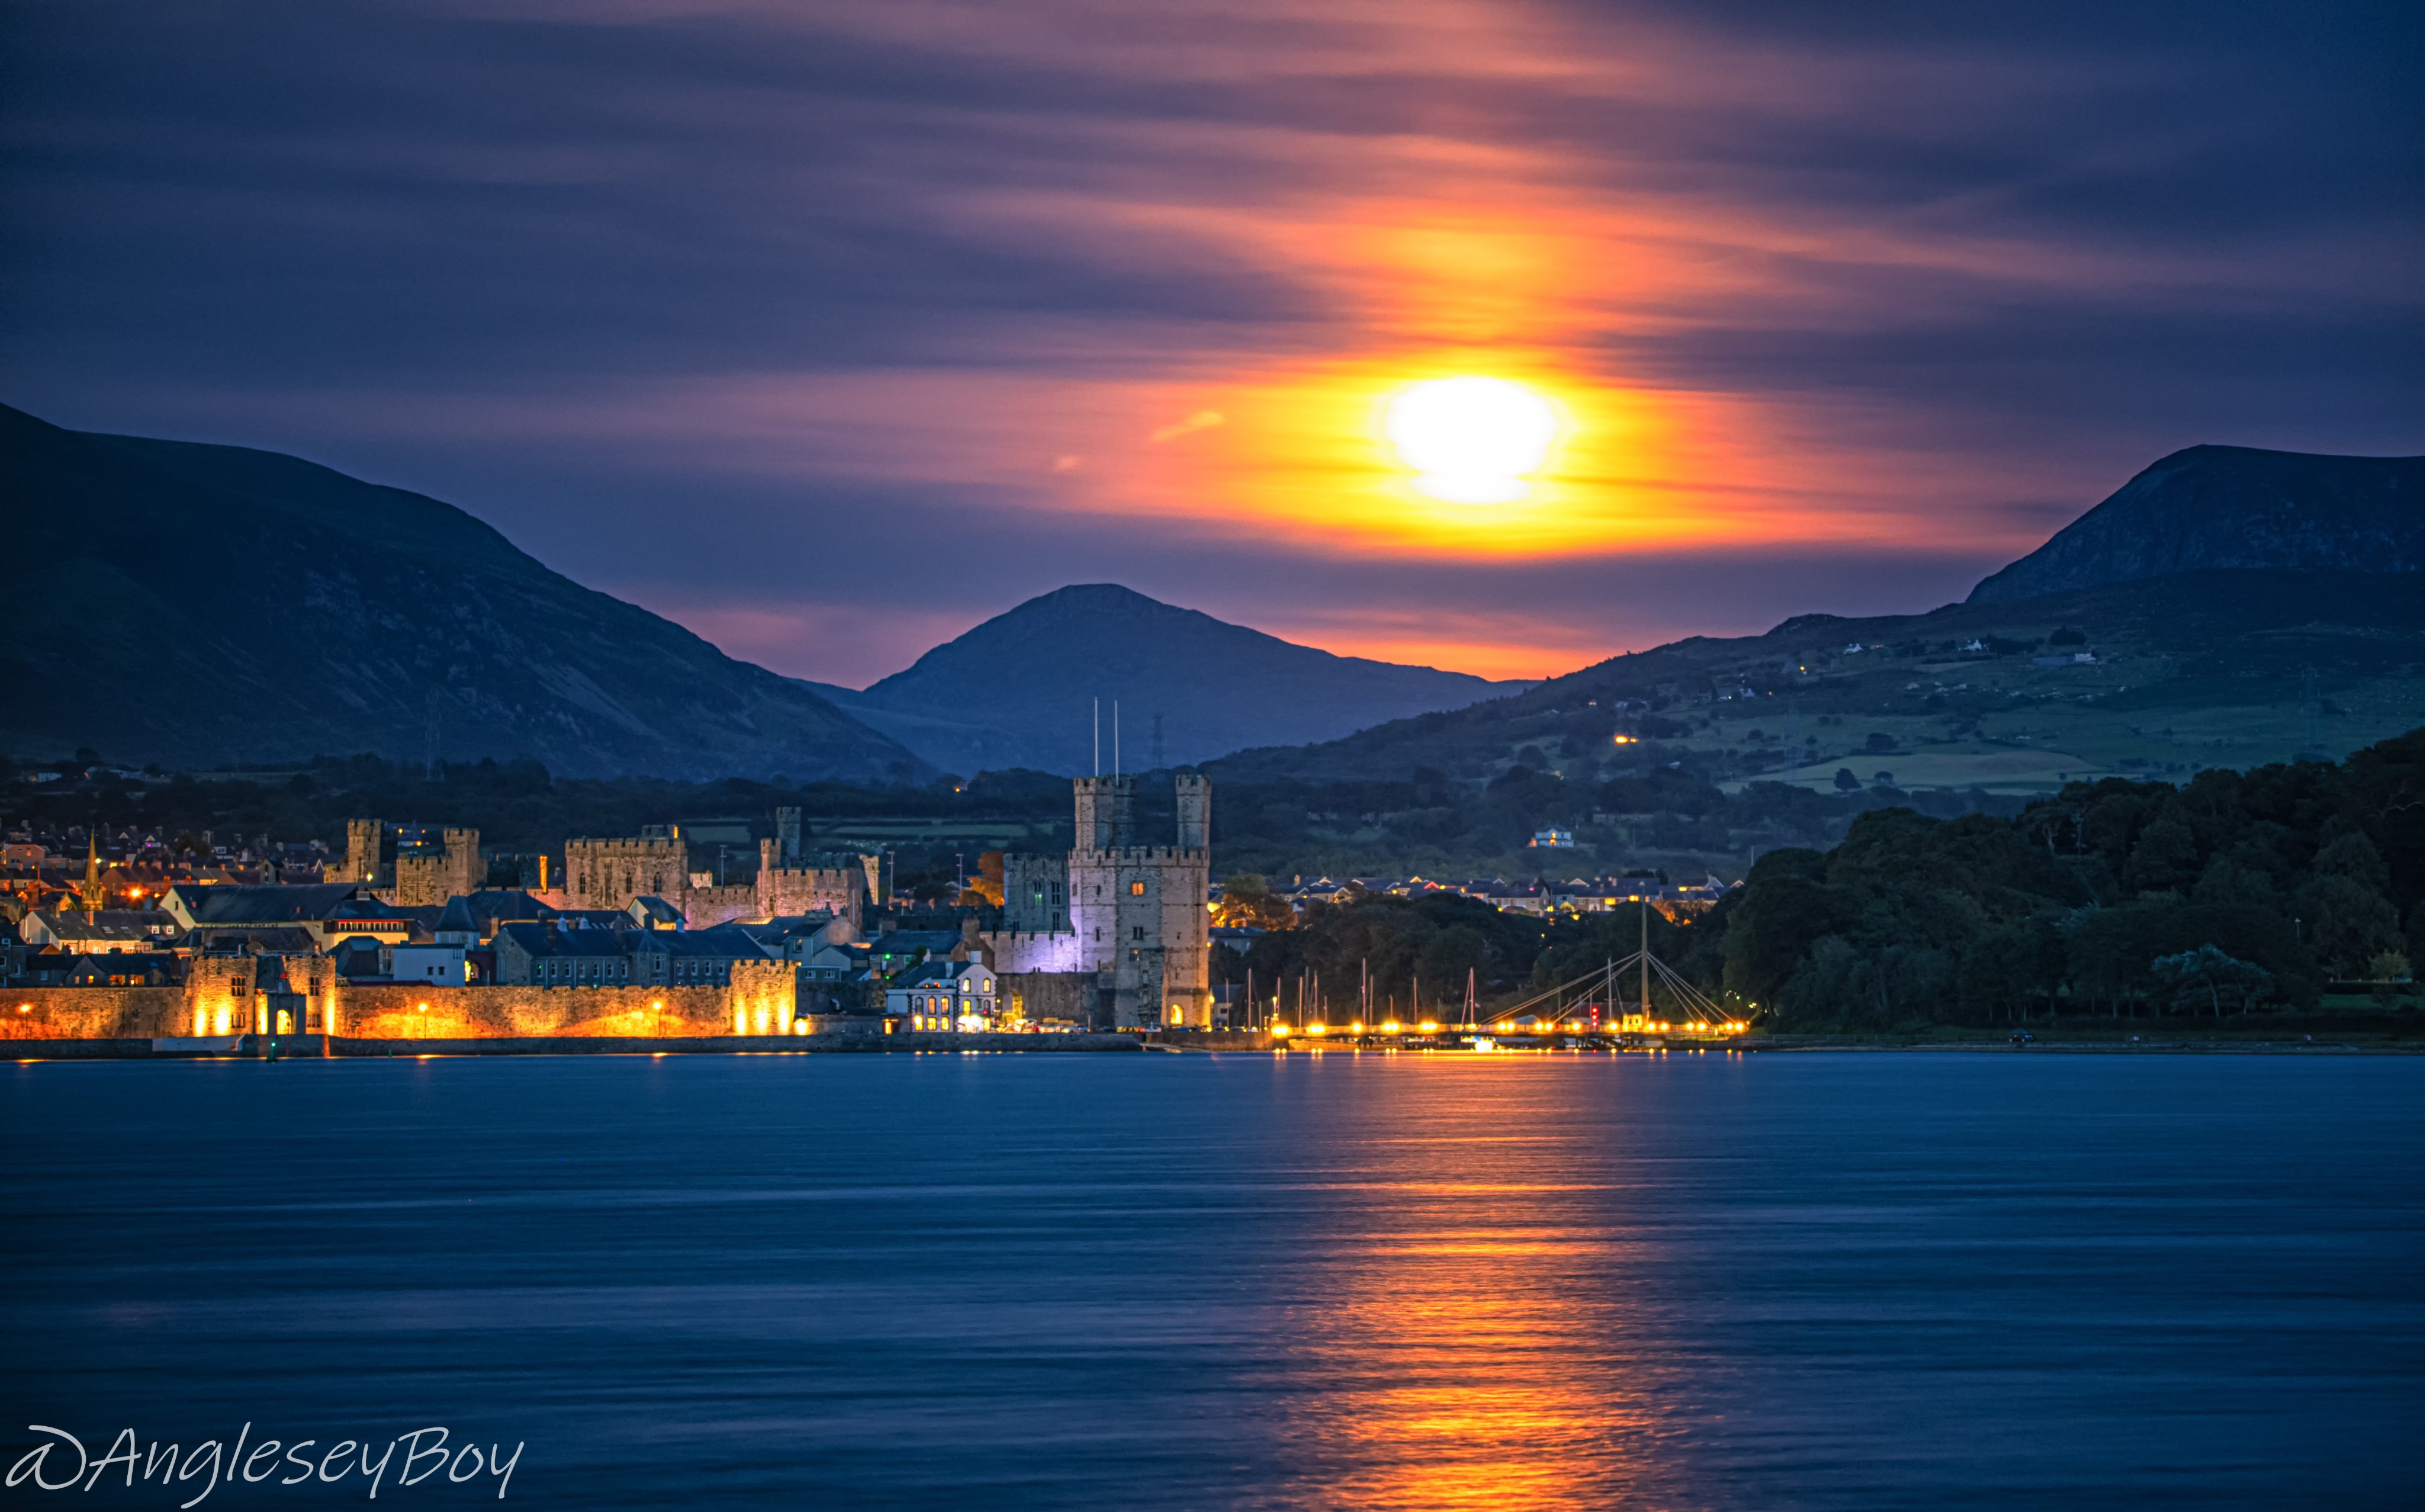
[[1149, 410, 1224, 442], [1, 0, 2417, 685]]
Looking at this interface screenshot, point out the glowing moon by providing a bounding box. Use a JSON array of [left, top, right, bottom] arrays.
[[1384, 377, 1560, 503]]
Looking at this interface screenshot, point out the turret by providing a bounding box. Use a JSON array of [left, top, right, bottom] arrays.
[[344, 818, 383, 888], [1073, 775, 1135, 852], [1175, 773, 1210, 851]]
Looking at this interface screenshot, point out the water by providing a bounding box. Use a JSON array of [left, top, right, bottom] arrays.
[[4, 1051, 2418, 1509]]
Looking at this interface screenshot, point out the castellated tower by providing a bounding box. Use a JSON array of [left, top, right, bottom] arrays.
[[1072, 774, 1135, 851], [563, 834, 689, 911], [1069, 773, 1211, 1029], [1175, 773, 1208, 851], [342, 819, 384, 889], [755, 837, 866, 926]]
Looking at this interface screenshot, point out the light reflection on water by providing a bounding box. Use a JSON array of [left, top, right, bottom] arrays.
[[1255, 1063, 1681, 1509], [4, 1051, 2420, 1510]]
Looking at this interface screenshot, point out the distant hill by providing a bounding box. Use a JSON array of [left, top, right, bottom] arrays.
[[0, 403, 930, 782], [802, 584, 1523, 774], [1969, 445, 2425, 604], [1210, 444, 2425, 796], [1208, 568, 2425, 794]]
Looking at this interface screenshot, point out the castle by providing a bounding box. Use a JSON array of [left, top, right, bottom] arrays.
[[561, 808, 867, 927], [5, 775, 1214, 1045], [984, 773, 1211, 1028], [336, 820, 480, 908]]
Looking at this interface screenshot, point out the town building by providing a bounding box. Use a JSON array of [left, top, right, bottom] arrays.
[[18, 908, 178, 953], [883, 958, 1000, 1031], [492, 921, 639, 987], [627, 924, 776, 990]]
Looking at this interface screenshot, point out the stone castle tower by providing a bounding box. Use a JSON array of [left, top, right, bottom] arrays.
[[1069, 773, 1211, 1028], [562, 833, 689, 912], [340, 819, 479, 905], [755, 838, 867, 926], [341, 819, 384, 888], [393, 827, 480, 906]]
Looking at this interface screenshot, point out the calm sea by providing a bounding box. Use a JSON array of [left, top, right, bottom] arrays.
[[4, 1051, 2419, 1509]]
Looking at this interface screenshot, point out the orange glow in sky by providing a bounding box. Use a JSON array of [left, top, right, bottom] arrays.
[[40, 1, 2387, 687]]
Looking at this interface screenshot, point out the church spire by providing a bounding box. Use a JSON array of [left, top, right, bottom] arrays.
[[78, 830, 107, 916]]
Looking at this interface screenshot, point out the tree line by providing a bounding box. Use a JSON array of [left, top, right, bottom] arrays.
[[1216, 731, 2425, 1028]]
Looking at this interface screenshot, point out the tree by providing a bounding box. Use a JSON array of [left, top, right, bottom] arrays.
[[2295, 873, 2403, 977], [2124, 815, 2201, 894], [2368, 950, 2411, 1006], [2312, 832, 2391, 893], [1957, 917, 2066, 1022], [959, 851, 1005, 907], [1723, 873, 1857, 1006], [1834, 768, 1860, 792], [2150, 945, 2273, 1017], [1213, 873, 1295, 930]]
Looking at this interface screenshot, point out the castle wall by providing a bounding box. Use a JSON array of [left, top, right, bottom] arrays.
[[564, 836, 689, 912], [978, 929, 1083, 974], [0, 987, 186, 1039], [1002, 853, 1069, 934], [996, 971, 1096, 1027], [683, 883, 759, 927], [5, 959, 797, 1041], [755, 840, 865, 925]]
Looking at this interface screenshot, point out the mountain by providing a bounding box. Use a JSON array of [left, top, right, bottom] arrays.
[[1208, 568, 2425, 795], [0, 403, 930, 782], [1205, 443, 2425, 796], [1969, 445, 2425, 604], [802, 584, 1523, 774]]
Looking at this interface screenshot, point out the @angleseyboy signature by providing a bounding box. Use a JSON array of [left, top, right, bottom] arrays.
[[7, 1424, 523, 1505]]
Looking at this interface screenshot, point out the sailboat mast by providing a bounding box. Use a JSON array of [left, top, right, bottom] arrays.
[[1639, 898, 1651, 1019]]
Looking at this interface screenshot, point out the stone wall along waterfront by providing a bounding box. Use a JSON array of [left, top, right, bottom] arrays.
[[2, 958, 798, 1041]]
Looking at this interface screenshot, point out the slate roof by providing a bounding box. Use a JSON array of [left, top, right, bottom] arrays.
[[628, 896, 685, 929], [170, 883, 361, 925], [632, 925, 774, 960], [494, 921, 632, 960], [890, 958, 992, 989], [191, 926, 319, 954], [457, 890, 555, 929]]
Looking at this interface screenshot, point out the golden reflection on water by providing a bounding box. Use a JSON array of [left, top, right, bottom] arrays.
[[1265, 1061, 1682, 1509]]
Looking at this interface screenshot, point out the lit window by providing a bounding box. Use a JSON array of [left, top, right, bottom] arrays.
[[1130, 881, 1146, 895]]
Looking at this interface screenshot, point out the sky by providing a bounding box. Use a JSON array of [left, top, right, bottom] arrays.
[[4, 1, 2420, 684]]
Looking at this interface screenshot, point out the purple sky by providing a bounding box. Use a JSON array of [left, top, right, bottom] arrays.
[[4, 1, 2419, 682]]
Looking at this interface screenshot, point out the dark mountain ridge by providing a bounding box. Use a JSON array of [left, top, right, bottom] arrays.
[[1211, 442, 2425, 793], [0, 403, 928, 782], [803, 583, 1523, 774], [1969, 444, 2424, 603], [1211, 568, 2425, 789]]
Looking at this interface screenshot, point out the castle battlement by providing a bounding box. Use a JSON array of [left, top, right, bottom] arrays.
[[1073, 846, 1207, 863]]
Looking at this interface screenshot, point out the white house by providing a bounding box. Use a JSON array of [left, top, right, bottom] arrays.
[[388, 944, 470, 987], [883, 959, 1001, 1032]]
